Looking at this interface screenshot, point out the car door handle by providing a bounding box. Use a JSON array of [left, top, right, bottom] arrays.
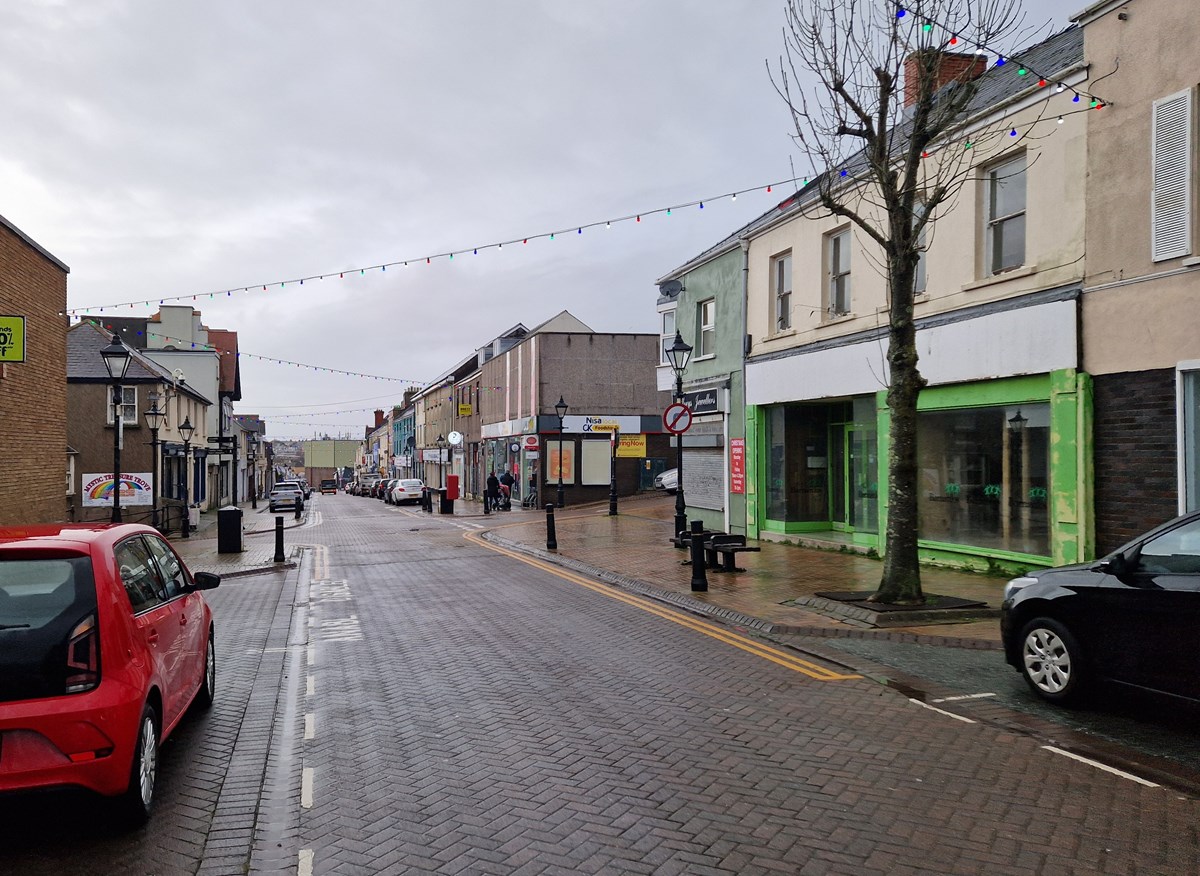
[[180, 613, 188, 626], [147, 629, 159, 645]]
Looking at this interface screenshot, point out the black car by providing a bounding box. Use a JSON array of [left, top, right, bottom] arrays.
[[1001, 510, 1200, 706]]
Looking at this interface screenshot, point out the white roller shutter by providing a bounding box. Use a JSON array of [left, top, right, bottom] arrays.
[[1151, 89, 1193, 262], [684, 448, 725, 511]]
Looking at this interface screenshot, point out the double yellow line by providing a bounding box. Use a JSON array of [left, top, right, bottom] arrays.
[[465, 530, 859, 682]]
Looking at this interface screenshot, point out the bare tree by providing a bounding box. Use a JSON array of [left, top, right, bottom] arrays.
[[773, 0, 1033, 603]]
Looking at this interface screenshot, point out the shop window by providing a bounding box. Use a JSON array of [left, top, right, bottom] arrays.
[[766, 405, 829, 522], [917, 404, 1050, 556]]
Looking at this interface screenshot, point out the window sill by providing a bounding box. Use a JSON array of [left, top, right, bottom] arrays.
[[913, 292, 930, 303], [1182, 256, 1200, 268], [961, 264, 1038, 292], [819, 312, 856, 326], [693, 354, 717, 362], [768, 328, 797, 340]]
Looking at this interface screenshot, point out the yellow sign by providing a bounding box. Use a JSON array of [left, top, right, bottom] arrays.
[[616, 434, 646, 458], [0, 316, 26, 363], [588, 422, 619, 432], [458, 403, 473, 417]]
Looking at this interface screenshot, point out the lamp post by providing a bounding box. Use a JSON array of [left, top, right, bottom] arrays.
[[436, 435, 447, 488], [144, 390, 165, 530], [554, 396, 568, 509], [179, 416, 195, 538], [608, 429, 619, 516], [664, 331, 693, 538], [248, 433, 258, 510], [100, 333, 132, 523]]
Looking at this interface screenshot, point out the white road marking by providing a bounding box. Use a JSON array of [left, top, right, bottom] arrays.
[[301, 767, 314, 808], [909, 698, 976, 724], [304, 713, 315, 740], [306, 646, 315, 666], [299, 849, 314, 876], [930, 692, 997, 703], [1042, 746, 1159, 787], [306, 675, 315, 697]]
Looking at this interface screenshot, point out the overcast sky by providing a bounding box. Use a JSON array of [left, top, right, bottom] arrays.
[[2, 0, 1084, 438]]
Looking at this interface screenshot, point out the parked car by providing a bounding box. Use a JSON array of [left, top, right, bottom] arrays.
[[371, 480, 390, 499], [0, 524, 220, 824], [319, 479, 337, 495], [269, 484, 304, 512], [1001, 510, 1200, 706], [653, 468, 679, 494], [389, 479, 426, 505], [277, 479, 311, 500], [379, 478, 399, 502]]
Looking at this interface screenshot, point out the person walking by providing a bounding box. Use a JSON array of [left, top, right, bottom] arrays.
[[486, 470, 500, 511]]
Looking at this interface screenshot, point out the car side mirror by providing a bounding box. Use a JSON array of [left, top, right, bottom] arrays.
[[192, 571, 221, 591], [1097, 552, 1128, 576]]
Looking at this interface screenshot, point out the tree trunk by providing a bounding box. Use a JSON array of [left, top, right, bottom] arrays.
[[874, 259, 925, 604]]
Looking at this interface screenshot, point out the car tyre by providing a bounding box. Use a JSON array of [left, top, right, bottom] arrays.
[[120, 703, 159, 827], [1018, 617, 1087, 705], [197, 631, 216, 709]]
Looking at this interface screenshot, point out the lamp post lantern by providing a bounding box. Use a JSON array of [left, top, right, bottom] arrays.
[[248, 433, 259, 510], [664, 331, 693, 538], [144, 390, 166, 529], [554, 396, 568, 509], [100, 333, 132, 523], [178, 416, 195, 538]]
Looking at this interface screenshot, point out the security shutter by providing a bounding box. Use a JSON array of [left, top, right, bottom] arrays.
[[684, 448, 725, 511], [1151, 89, 1193, 262]]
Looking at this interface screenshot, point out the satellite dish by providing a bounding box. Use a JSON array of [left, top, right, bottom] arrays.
[[658, 279, 685, 297], [448, 431, 464, 446]]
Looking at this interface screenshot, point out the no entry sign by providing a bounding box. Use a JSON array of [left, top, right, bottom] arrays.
[[663, 402, 693, 435]]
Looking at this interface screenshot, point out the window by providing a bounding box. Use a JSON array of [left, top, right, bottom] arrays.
[[66, 455, 75, 496], [1134, 517, 1200, 574], [1152, 89, 1193, 262], [697, 299, 716, 357], [828, 230, 851, 315], [145, 535, 191, 599], [1179, 364, 1200, 513], [773, 253, 792, 331], [106, 386, 137, 426], [914, 203, 928, 295], [115, 537, 167, 614], [660, 309, 676, 364], [984, 154, 1026, 275]]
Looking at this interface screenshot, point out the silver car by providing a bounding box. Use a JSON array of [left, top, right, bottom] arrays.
[[269, 484, 304, 512]]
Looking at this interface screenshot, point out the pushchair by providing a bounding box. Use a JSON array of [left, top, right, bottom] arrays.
[[490, 483, 512, 512]]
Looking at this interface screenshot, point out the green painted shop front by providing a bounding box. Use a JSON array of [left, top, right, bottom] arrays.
[[746, 370, 1092, 572]]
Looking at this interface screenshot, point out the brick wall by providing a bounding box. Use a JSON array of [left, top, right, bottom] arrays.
[[1093, 369, 1178, 553], [0, 223, 68, 525]]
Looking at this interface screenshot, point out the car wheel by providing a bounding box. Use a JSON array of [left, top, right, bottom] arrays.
[[120, 703, 159, 826], [197, 631, 216, 709], [1019, 617, 1086, 705]]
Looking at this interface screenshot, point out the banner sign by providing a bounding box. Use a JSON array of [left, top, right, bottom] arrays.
[[0, 316, 26, 363], [82, 473, 154, 507], [616, 434, 646, 458], [729, 439, 745, 494]]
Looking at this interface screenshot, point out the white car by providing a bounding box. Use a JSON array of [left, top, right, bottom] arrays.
[[653, 468, 678, 494], [269, 484, 304, 512], [389, 479, 426, 505]]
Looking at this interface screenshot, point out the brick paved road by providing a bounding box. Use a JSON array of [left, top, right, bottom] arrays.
[[266, 496, 1200, 875]]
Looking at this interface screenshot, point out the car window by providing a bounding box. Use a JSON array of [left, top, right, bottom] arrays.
[[1136, 518, 1200, 574], [145, 535, 191, 599], [115, 537, 169, 613]]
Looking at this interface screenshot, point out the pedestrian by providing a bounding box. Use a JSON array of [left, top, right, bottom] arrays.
[[486, 470, 500, 510]]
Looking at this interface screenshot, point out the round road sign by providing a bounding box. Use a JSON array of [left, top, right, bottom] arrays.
[[663, 402, 693, 435]]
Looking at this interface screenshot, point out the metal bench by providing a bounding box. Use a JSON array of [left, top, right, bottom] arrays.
[[704, 535, 761, 572], [670, 528, 725, 550]]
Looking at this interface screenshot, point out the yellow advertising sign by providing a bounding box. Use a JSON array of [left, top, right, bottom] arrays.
[[616, 434, 646, 458], [588, 422, 619, 432], [458, 403, 473, 417], [0, 315, 26, 363]]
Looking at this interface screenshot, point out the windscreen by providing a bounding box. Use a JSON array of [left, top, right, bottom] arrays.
[[0, 556, 98, 703]]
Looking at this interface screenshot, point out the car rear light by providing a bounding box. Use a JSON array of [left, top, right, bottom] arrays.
[[65, 614, 100, 693]]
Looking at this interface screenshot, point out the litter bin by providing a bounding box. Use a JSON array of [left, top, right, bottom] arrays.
[[438, 488, 454, 515], [217, 505, 244, 554]]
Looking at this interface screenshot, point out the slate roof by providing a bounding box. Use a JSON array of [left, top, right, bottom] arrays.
[[658, 25, 1085, 282], [67, 321, 213, 406]]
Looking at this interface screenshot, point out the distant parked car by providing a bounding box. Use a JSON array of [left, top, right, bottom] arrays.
[[269, 485, 303, 513], [653, 468, 678, 494], [0, 523, 220, 824], [1001, 510, 1200, 707], [389, 479, 426, 505], [378, 478, 399, 501], [319, 480, 337, 495]]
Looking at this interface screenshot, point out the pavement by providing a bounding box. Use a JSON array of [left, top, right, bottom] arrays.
[[172, 491, 1009, 649]]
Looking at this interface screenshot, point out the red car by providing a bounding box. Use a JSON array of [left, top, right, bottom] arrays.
[[0, 524, 219, 824]]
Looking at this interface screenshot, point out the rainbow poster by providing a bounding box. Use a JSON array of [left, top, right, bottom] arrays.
[[81, 473, 154, 507]]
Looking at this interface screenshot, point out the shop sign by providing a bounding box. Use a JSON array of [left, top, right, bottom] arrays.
[[82, 473, 153, 507], [682, 389, 722, 415], [616, 434, 646, 458], [561, 415, 642, 434], [729, 438, 745, 494], [458, 403, 473, 416], [0, 315, 26, 363]]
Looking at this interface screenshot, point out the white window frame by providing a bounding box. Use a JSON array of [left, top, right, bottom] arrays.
[[827, 229, 851, 316], [914, 202, 929, 295], [659, 308, 676, 365], [1177, 360, 1200, 514], [697, 298, 716, 358], [984, 153, 1027, 276], [106, 385, 137, 426], [772, 252, 792, 332], [1152, 88, 1194, 262], [66, 455, 76, 497]]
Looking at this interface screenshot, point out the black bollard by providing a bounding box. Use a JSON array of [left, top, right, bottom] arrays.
[[689, 520, 708, 592], [295, 502, 302, 520], [483, 488, 490, 516], [546, 503, 558, 551], [273, 516, 285, 562]]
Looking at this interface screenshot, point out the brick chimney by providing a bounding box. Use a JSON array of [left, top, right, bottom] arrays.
[[904, 51, 988, 108], [373, 409, 385, 429]]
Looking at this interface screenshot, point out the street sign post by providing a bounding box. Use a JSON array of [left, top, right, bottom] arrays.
[[663, 402, 693, 435]]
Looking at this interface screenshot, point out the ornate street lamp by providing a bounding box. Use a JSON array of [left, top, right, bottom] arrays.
[[554, 395, 568, 509], [436, 434, 447, 488], [664, 331, 693, 538], [247, 432, 259, 509], [178, 416, 195, 538], [100, 333, 132, 523], [143, 390, 166, 529]]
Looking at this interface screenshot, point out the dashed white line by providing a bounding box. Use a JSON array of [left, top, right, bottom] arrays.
[[304, 713, 315, 740], [299, 849, 314, 876], [306, 646, 315, 666], [930, 692, 997, 703], [1042, 746, 1159, 787], [306, 675, 315, 697], [909, 698, 977, 724], [301, 767, 315, 808]]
